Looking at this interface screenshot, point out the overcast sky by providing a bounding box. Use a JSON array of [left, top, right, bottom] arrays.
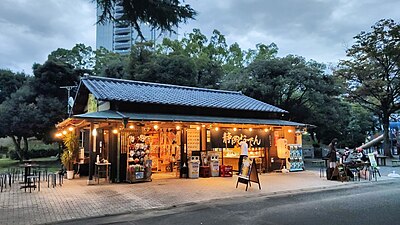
[[1, 0, 400, 75]]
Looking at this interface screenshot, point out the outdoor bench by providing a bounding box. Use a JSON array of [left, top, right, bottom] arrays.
[[392, 159, 400, 167]]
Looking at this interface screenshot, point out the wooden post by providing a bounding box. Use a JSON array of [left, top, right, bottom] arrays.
[[88, 122, 94, 183]]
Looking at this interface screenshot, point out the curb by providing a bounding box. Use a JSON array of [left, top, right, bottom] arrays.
[[55, 178, 400, 225]]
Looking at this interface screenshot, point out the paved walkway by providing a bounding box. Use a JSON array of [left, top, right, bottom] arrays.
[[1, 163, 400, 225]]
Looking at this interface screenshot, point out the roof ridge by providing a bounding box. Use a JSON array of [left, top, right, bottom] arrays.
[[83, 75, 242, 95]]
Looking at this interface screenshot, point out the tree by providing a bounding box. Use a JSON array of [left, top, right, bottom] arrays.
[[337, 19, 400, 156], [127, 40, 223, 88], [0, 69, 26, 103], [341, 104, 374, 147], [94, 47, 129, 77], [0, 60, 81, 160], [95, 0, 197, 41], [0, 84, 41, 160], [157, 29, 278, 74], [133, 54, 197, 86], [221, 55, 346, 144], [48, 43, 94, 73], [31, 60, 81, 142]]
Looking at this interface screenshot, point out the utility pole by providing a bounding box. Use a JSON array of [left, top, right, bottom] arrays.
[[60, 86, 77, 116]]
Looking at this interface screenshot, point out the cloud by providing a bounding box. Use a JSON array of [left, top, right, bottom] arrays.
[[181, 0, 400, 64], [0, 0, 96, 74], [1, 0, 400, 74]]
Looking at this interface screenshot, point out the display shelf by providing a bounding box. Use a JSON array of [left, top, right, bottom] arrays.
[[126, 134, 152, 183]]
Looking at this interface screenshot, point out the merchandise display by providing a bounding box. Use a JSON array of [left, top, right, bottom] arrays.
[[126, 134, 152, 182]]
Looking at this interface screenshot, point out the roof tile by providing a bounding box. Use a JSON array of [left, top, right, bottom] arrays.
[[82, 76, 287, 113]]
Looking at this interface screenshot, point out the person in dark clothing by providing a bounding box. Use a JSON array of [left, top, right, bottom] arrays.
[[326, 138, 338, 180], [328, 138, 338, 168]]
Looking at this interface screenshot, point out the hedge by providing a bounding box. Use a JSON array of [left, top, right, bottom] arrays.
[[9, 149, 60, 160]]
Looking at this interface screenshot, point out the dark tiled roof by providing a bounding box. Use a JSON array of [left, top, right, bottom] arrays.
[[81, 76, 287, 113], [73, 110, 307, 127]]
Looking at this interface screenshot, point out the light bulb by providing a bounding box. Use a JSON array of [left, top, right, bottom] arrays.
[[92, 128, 97, 136]]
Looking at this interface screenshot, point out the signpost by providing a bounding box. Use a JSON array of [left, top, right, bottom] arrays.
[[236, 157, 261, 191]]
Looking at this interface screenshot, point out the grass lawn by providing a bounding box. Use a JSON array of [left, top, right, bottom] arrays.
[[0, 157, 62, 173]]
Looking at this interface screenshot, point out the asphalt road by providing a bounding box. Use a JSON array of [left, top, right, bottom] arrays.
[[62, 180, 400, 225]]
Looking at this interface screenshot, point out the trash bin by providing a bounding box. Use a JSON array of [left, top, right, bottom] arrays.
[[209, 154, 219, 177], [181, 162, 188, 178], [188, 156, 200, 179]]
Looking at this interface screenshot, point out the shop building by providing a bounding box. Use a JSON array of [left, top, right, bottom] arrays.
[[56, 75, 308, 183]]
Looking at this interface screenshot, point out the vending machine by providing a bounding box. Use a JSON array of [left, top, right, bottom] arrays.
[[209, 154, 219, 177], [188, 155, 200, 178], [288, 144, 304, 171]]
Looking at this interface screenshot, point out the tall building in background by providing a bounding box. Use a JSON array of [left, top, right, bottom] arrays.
[[96, 2, 178, 54]]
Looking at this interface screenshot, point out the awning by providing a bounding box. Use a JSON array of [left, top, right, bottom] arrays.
[[72, 110, 310, 127], [358, 134, 384, 149]]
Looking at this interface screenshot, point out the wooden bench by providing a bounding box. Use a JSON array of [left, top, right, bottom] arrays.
[[392, 159, 400, 167], [312, 160, 325, 167]]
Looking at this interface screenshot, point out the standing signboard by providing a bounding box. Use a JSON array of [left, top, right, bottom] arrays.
[[236, 157, 261, 191]]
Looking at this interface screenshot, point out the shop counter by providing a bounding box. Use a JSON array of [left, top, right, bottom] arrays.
[[223, 157, 239, 171], [223, 156, 263, 172]]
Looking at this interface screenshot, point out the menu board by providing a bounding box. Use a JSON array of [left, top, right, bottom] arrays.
[[187, 128, 200, 153], [236, 158, 261, 191]]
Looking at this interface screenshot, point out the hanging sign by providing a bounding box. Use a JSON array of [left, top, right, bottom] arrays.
[[211, 129, 266, 148], [87, 94, 97, 113]]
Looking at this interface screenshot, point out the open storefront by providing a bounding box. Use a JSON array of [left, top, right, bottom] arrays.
[[56, 76, 308, 184]]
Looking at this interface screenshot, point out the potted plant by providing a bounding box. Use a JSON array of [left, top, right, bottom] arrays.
[[61, 131, 79, 179]]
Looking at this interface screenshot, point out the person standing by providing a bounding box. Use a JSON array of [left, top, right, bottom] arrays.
[[328, 138, 338, 168], [238, 140, 248, 174], [326, 138, 338, 180]]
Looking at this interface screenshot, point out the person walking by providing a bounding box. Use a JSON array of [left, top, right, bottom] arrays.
[[238, 140, 248, 174]]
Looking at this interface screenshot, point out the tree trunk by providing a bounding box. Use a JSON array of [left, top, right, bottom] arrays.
[[10, 136, 23, 161], [23, 136, 29, 159], [382, 113, 393, 157]]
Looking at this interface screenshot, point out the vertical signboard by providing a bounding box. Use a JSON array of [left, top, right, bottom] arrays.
[[186, 128, 200, 156]]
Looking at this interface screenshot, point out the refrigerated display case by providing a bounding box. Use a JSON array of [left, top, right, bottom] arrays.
[[288, 144, 304, 171]]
